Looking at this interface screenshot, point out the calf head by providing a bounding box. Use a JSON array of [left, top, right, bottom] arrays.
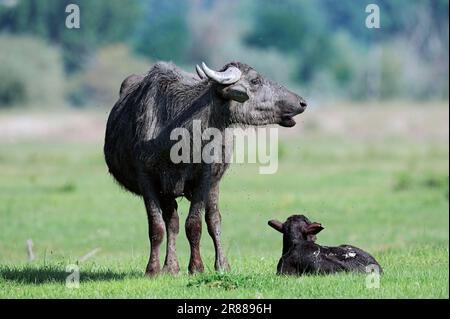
[[196, 62, 307, 127], [268, 215, 324, 254]]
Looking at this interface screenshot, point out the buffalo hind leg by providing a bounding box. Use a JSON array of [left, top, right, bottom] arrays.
[[186, 199, 204, 274], [140, 177, 165, 277], [205, 185, 230, 272], [161, 197, 180, 274]]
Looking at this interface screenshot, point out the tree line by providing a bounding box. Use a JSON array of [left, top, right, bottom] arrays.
[[0, 0, 448, 107]]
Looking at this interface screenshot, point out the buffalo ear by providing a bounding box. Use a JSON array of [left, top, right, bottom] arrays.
[[219, 83, 249, 103], [268, 220, 284, 233], [305, 222, 324, 235]]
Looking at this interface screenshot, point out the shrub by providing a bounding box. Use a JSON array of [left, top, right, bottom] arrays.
[[68, 44, 151, 107], [0, 35, 66, 108]]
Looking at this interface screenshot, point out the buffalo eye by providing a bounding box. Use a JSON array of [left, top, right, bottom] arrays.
[[250, 78, 261, 85]]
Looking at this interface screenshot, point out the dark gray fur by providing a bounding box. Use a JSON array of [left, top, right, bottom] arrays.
[[104, 61, 307, 275], [269, 215, 383, 276]]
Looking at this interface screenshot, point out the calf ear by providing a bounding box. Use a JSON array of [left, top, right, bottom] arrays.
[[305, 222, 324, 235], [219, 83, 249, 103], [268, 220, 284, 233]]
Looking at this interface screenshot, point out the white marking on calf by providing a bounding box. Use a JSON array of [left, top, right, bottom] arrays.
[[344, 251, 357, 259]]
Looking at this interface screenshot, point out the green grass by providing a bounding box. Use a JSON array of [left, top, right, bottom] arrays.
[[0, 136, 448, 298]]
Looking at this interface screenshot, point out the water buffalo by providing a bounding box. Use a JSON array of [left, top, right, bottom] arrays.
[[104, 61, 307, 276]]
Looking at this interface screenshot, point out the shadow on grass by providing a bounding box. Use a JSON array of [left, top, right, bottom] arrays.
[[0, 265, 142, 285]]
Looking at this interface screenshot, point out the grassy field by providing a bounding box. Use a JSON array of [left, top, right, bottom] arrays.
[[0, 107, 448, 298]]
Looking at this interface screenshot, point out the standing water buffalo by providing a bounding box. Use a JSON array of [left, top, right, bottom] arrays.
[[104, 61, 307, 276]]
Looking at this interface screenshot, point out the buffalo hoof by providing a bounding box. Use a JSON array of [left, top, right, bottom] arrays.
[[215, 258, 231, 272], [162, 262, 180, 275], [188, 260, 205, 274], [145, 263, 161, 277]]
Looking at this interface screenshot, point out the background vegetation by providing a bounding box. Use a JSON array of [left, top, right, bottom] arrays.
[[0, 0, 448, 108]]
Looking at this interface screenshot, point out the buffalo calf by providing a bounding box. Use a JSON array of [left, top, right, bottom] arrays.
[[268, 215, 383, 275]]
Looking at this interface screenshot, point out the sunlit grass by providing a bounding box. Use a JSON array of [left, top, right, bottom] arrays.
[[0, 136, 448, 298]]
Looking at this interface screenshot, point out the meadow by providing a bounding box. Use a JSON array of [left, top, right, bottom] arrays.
[[0, 105, 448, 298]]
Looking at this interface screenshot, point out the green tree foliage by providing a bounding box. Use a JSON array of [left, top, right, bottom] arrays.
[[133, 0, 191, 64], [68, 44, 151, 107], [244, 0, 341, 82], [0, 35, 65, 107], [0, 0, 141, 72], [244, 0, 449, 99], [0, 0, 448, 104]]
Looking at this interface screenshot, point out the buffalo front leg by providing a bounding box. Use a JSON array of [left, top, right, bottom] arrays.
[[161, 197, 180, 274], [205, 185, 230, 272], [185, 199, 205, 274]]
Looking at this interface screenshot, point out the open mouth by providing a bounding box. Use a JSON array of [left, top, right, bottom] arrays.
[[279, 106, 306, 127], [277, 101, 307, 128], [279, 116, 297, 127]]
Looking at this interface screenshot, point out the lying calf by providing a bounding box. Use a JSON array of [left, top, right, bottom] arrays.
[[268, 215, 382, 275]]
